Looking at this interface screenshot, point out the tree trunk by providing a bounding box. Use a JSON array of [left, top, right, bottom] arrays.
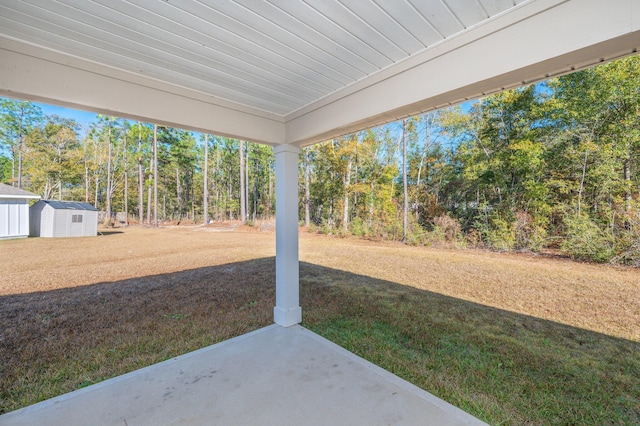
[[577, 150, 588, 216], [191, 175, 195, 221], [402, 118, 408, 241], [57, 143, 62, 200], [416, 113, 431, 187], [268, 159, 273, 216], [11, 146, 15, 187], [106, 119, 113, 222], [343, 157, 352, 233], [138, 122, 144, 225], [624, 155, 631, 212], [123, 124, 128, 226], [44, 179, 52, 200], [176, 167, 182, 219], [153, 124, 158, 227], [147, 185, 152, 224], [94, 174, 99, 208], [83, 142, 89, 203], [17, 106, 24, 188], [239, 140, 246, 224], [85, 164, 90, 203], [245, 144, 250, 219], [369, 182, 375, 227], [214, 144, 220, 220], [203, 134, 209, 225], [305, 146, 310, 227]]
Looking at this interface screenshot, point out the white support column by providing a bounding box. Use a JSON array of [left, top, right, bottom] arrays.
[[274, 144, 302, 327]]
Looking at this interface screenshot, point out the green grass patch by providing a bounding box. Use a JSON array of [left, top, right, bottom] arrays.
[[301, 266, 640, 425], [2, 251, 638, 425]]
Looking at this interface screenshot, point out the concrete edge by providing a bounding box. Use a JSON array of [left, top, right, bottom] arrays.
[[294, 325, 488, 425], [1, 324, 280, 418]]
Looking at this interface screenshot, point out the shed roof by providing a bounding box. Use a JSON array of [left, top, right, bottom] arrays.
[[0, 183, 41, 199], [41, 200, 98, 211]]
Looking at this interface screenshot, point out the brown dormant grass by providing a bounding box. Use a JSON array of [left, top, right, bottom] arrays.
[[299, 234, 640, 342], [3, 226, 637, 341], [1, 225, 638, 423]]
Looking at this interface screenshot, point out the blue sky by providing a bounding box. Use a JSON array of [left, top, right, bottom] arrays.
[[25, 98, 480, 147], [34, 102, 99, 134]]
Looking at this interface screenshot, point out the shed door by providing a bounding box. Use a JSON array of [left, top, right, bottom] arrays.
[[8, 203, 19, 236], [70, 213, 84, 237]]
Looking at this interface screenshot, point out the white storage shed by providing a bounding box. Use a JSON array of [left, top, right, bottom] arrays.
[[30, 200, 98, 238], [0, 183, 40, 240]]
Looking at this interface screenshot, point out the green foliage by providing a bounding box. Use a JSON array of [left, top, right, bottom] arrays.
[[25, 115, 82, 199], [0, 98, 276, 223], [3, 55, 640, 262], [0, 154, 11, 183], [478, 212, 517, 251], [298, 55, 640, 265], [561, 214, 616, 263], [513, 211, 547, 252]]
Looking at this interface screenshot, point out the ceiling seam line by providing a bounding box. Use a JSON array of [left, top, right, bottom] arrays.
[[0, 40, 288, 120], [440, 0, 467, 30], [370, 0, 423, 51], [333, 0, 404, 62], [244, 0, 377, 75], [191, 0, 357, 85], [405, 0, 446, 39], [0, 9, 310, 107], [150, 0, 345, 90], [231, 0, 370, 76], [473, 0, 490, 19], [114, 0, 337, 93], [290, 0, 387, 70], [0, 21, 302, 112], [87, 1, 328, 97], [287, 0, 573, 122]]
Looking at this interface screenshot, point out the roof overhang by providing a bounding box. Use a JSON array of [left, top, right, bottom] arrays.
[[0, 194, 41, 200], [0, 0, 638, 146]]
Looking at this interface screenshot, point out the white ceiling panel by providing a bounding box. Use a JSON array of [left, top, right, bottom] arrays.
[[2, 0, 636, 146], [408, 0, 466, 37], [479, 0, 518, 17], [374, 0, 444, 48], [445, 1, 489, 28], [338, 0, 425, 54], [0, 0, 524, 116]]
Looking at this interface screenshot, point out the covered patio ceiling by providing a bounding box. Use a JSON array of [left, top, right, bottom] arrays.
[[1, 1, 639, 421], [1, 0, 638, 147]]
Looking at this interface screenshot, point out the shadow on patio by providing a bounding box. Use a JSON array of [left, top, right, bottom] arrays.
[[1, 259, 638, 424]]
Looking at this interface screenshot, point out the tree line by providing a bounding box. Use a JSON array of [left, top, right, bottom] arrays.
[[0, 108, 275, 225], [1, 55, 639, 264], [302, 55, 640, 264]]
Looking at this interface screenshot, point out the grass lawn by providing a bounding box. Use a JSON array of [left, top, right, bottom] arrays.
[[1, 225, 638, 424]]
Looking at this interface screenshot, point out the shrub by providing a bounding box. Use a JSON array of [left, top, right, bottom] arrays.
[[561, 214, 615, 263], [477, 213, 516, 251], [610, 212, 640, 266], [350, 216, 367, 237], [432, 214, 462, 243], [404, 225, 428, 246], [513, 211, 547, 252]]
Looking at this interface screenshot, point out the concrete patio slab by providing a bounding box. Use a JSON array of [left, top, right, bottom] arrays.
[[1, 325, 486, 425]]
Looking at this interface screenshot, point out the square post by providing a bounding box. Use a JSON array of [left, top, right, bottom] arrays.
[[273, 144, 302, 327]]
